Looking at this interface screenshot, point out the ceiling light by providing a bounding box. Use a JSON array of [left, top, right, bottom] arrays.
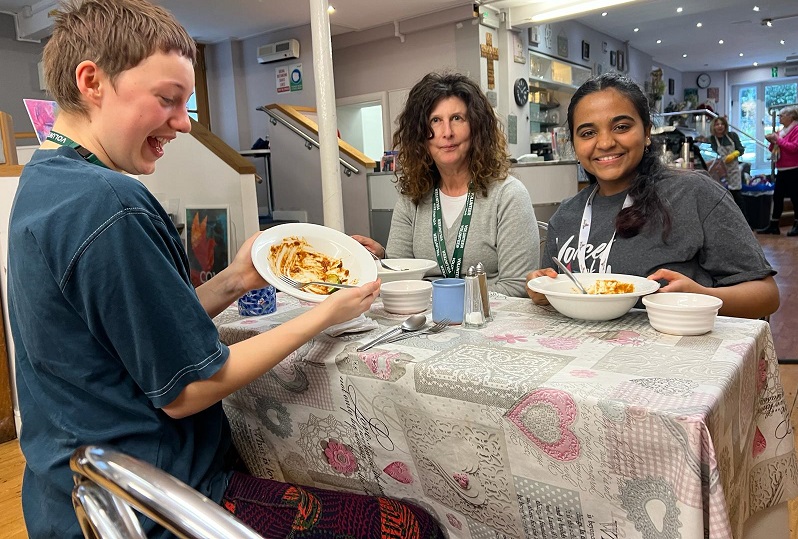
[[676, 7, 683, 13], [781, 40, 786, 45], [753, 62, 759, 66], [682, 53, 687, 58], [633, 27, 639, 32], [656, 39, 662, 44], [602, 12, 608, 16], [739, 52, 744, 57], [327, 4, 335, 14], [763, 19, 773, 27], [753, 6, 759, 11], [718, 39, 724, 44], [525, 0, 638, 23], [696, 22, 702, 27]]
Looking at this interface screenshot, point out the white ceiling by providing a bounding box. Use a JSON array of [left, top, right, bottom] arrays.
[[1, 0, 796, 72]]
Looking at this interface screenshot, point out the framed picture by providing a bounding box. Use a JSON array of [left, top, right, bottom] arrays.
[[609, 51, 616, 67], [185, 206, 230, 287], [707, 87, 720, 101], [581, 40, 590, 61], [528, 25, 539, 47], [557, 34, 569, 58], [512, 32, 525, 64], [668, 78, 675, 96], [616, 51, 625, 71]]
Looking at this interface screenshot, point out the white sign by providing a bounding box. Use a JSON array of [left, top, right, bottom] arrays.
[[276, 66, 290, 93]]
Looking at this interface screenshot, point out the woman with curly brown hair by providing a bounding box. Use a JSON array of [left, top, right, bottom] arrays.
[[354, 72, 539, 297]]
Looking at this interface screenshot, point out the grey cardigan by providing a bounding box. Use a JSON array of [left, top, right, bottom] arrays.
[[386, 176, 539, 297]]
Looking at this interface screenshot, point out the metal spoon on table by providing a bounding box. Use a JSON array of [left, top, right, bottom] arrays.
[[356, 313, 427, 352], [552, 256, 588, 294]]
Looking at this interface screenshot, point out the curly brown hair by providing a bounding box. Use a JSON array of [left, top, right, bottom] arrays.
[[392, 72, 510, 204]]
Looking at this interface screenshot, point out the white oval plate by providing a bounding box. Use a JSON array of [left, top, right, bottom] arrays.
[[251, 223, 377, 303]]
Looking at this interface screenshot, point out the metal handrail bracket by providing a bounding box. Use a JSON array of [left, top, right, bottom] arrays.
[[256, 106, 359, 176]]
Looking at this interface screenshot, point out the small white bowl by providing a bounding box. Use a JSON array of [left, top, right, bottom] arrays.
[[380, 280, 432, 314], [527, 273, 660, 321], [376, 259, 438, 283], [642, 292, 723, 336]]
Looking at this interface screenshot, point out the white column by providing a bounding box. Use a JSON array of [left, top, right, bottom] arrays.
[[309, 0, 344, 231]]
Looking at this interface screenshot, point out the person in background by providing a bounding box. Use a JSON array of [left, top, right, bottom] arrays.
[[353, 72, 539, 297], [760, 106, 798, 236], [526, 73, 779, 319], [709, 116, 745, 211], [7, 1, 442, 538]]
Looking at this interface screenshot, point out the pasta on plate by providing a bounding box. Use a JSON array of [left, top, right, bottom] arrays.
[[268, 236, 354, 295]]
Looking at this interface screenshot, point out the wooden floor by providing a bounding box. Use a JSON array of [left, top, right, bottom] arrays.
[[0, 230, 797, 538]]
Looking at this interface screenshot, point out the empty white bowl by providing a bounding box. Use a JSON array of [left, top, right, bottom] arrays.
[[642, 292, 723, 335], [527, 273, 660, 321], [376, 259, 438, 283], [380, 280, 432, 314]]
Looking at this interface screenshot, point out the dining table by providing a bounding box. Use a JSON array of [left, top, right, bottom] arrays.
[[214, 292, 798, 539]]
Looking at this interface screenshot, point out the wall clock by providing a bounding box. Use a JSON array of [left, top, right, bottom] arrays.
[[514, 77, 529, 106], [696, 72, 711, 89]]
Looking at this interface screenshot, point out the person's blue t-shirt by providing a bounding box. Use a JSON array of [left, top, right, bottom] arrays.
[[8, 147, 232, 539]]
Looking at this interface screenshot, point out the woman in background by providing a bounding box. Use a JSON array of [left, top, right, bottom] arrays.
[[526, 73, 778, 319], [354, 72, 538, 297], [760, 106, 798, 236], [709, 116, 745, 211]]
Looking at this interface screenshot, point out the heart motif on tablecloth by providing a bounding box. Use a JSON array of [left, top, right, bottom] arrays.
[[752, 427, 767, 458], [383, 461, 413, 484], [506, 388, 580, 461]]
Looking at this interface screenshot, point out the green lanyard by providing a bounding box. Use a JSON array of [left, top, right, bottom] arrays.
[[432, 187, 475, 278], [46, 131, 108, 169]]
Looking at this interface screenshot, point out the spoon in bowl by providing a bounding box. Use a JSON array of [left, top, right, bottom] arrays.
[[369, 251, 408, 272], [551, 256, 588, 294], [356, 313, 427, 351]]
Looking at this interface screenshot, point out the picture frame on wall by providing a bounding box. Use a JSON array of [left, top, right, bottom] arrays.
[[609, 51, 616, 67], [581, 40, 590, 61], [616, 51, 625, 71], [668, 78, 675, 96], [528, 25, 539, 47], [185, 205, 230, 287], [557, 34, 569, 58], [512, 32, 526, 64]]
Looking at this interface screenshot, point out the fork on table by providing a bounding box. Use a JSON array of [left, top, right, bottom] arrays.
[[279, 274, 357, 290], [382, 318, 451, 343]]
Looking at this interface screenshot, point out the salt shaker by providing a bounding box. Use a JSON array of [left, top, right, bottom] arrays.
[[475, 262, 492, 322], [463, 266, 486, 329]]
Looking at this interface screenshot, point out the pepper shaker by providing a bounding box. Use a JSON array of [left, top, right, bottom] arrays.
[[474, 262, 492, 322], [463, 266, 486, 329]]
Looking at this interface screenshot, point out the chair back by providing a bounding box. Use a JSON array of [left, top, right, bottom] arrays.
[[70, 445, 263, 539]]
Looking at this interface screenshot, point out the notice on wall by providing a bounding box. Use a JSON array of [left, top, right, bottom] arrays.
[[289, 63, 303, 92], [276, 66, 290, 93]]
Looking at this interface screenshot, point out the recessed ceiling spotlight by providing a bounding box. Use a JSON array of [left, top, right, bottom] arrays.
[[763, 19, 773, 27], [753, 6, 759, 11], [327, 4, 335, 14], [753, 62, 759, 66], [739, 52, 744, 57], [601, 12, 607, 16], [781, 40, 786, 45], [676, 7, 683, 13], [634, 27, 639, 32], [718, 39, 724, 44], [696, 22, 702, 28], [656, 39, 662, 44], [682, 53, 688, 58]]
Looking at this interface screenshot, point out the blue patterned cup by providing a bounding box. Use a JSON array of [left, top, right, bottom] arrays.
[[237, 286, 277, 316]]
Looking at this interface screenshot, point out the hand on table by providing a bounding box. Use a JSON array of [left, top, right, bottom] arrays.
[[526, 268, 557, 305], [646, 268, 703, 293], [351, 234, 385, 258]]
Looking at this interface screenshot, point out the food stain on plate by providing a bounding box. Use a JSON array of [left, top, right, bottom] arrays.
[[268, 236, 355, 295]]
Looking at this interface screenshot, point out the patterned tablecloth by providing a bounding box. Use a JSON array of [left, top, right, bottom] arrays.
[[215, 293, 798, 539]]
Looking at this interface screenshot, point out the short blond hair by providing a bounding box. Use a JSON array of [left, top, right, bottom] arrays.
[[44, 0, 196, 116]]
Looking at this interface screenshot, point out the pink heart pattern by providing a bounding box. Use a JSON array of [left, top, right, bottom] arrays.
[[506, 388, 581, 462], [383, 461, 414, 484], [752, 427, 767, 458]]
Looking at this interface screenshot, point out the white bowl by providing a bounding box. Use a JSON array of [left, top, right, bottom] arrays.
[[642, 292, 723, 335], [527, 273, 660, 321], [376, 259, 438, 283], [380, 280, 432, 314]]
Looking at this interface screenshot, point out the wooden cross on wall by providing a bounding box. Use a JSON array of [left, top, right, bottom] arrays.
[[480, 33, 499, 90]]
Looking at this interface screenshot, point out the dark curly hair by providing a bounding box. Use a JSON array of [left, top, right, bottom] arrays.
[[392, 72, 510, 204], [567, 72, 672, 239]]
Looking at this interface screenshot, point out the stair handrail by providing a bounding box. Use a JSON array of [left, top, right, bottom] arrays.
[[256, 106, 359, 176]]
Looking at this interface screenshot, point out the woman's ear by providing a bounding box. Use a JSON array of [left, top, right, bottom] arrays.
[[75, 60, 104, 107]]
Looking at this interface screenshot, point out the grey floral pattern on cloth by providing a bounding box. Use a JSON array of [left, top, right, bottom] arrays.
[[619, 476, 681, 538], [222, 405, 283, 481], [594, 343, 737, 382], [415, 344, 573, 408], [396, 404, 523, 537], [750, 452, 798, 512]]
